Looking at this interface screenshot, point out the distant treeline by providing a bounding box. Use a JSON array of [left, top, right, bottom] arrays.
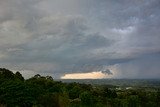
[[0, 68, 160, 107], [61, 78, 160, 87]]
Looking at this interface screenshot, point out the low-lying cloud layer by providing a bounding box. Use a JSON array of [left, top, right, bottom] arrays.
[[0, 0, 160, 79]]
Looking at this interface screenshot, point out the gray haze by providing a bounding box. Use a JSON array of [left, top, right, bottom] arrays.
[[0, 0, 160, 79]]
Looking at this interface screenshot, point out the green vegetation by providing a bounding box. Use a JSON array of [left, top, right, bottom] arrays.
[[0, 68, 160, 107]]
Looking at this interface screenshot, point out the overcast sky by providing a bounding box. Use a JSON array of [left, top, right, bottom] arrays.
[[0, 0, 160, 79]]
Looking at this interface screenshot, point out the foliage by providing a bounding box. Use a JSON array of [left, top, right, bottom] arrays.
[[79, 91, 93, 105], [0, 68, 159, 107]]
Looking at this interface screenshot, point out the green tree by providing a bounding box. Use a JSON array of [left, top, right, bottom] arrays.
[[0, 81, 35, 107], [0, 68, 14, 79], [69, 86, 82, 99], [15, 71, 24, 81], [156, 90, 160, 105], [103, 87, 117, 98], [80, 91, 93, 106], [36, 93, 69, 107], [127, 95, 140, 107]]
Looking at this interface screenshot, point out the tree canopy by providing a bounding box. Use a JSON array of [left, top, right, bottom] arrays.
[[0, 68, 159, 107]]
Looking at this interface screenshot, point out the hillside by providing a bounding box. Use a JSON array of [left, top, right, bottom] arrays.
[[0, 68, 160, 107]]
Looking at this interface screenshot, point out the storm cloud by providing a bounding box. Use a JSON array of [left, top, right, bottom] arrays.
[[0, 0, 160, 79]]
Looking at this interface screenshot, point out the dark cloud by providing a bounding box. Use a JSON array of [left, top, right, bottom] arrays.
[[102, 69, 113, 75], [0, 0, 160, 78], [113, 52, 160, 79]]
